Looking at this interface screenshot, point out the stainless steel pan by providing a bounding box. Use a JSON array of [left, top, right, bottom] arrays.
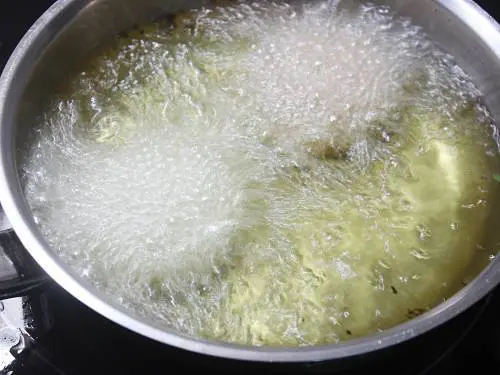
[[0, 0, 499, 363]]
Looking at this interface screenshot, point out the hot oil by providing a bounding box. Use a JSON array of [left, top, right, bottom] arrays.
[[21, 0, 500, 346]]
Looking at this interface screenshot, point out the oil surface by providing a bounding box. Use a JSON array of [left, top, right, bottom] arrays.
[[21, 0, 500, 346]]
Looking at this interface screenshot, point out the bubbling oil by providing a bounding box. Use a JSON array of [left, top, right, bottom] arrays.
[[22, 0, 500, 346]]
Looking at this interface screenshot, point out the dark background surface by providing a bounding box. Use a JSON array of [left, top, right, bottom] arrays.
[[0, 1, 499, 374]]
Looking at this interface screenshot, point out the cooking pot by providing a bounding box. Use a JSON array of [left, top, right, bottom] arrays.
[[0, 0, 499, 363]]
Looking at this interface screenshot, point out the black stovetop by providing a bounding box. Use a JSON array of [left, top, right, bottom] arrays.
[[0, 1, 499, 374]]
